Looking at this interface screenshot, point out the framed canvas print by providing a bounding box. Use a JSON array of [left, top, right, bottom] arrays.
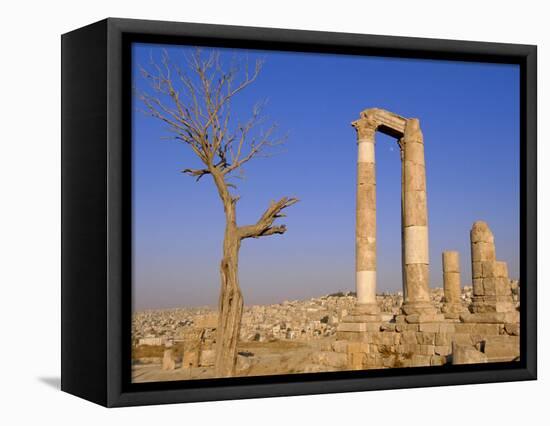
[[61, 18, 537, 407]]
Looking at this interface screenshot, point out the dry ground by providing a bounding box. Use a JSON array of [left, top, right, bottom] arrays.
[[132, 338, 335, 383]]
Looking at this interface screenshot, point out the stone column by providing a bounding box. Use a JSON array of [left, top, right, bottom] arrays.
[[401, 119, 434, 315], [351, 117, 379, 314], [442, 251, 465, 317], [470, 221, 515, 314]]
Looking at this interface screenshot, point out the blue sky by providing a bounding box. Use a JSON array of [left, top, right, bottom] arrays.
[[132, 43, 519, 310]]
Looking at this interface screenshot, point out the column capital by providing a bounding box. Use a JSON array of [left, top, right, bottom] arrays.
[[403, 118, 424, 144], [351, 116, 378, 143]]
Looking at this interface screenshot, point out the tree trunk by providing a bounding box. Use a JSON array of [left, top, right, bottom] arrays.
[[209, 170, 295, 377], [214, 205, 243, 377]]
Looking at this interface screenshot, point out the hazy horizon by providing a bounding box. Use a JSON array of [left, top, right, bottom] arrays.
[[132, 43, 520, 311]]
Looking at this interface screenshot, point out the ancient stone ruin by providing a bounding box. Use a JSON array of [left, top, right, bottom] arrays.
[[441, 251, 467, 318], [351, 107, 436, 320], [131, 108, 520, 380], [331, 108, 519, 369]]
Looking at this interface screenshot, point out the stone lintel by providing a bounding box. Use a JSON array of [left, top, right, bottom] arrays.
[[359, 108, 407, 138]]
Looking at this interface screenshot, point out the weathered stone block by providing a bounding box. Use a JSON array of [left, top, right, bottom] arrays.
[[357, 138, 375, 163], [484, 335, 520, 346], [470, 298, 515, 314], [410, 354, 431, 367], [443, 271, 461, 302], [405, 314, 420, 323], [199, 349, 215, 367], [402, 301, 438, 316], [332, 340, 349, 353], [364, 353, 385, 368], [417, 344, 435, 356], [404, 191, 428, 227], [469, 334, 484, 345], [370, 332, 401, 345], [404, 160, 427, 192], [337, 322, 369, 333], [470, 221, 495, 244], [395, 315, 407, 324], [471, 242, 496, 262], [435, 333, 450, 346], [504, 323, 520, 336], [398, 343, 419, 354], [439, 323, 456, 333], [353, 304, 385, 316], [357, 162, 376, 185], [495, 261, 509, 278], [483, 340, 520, 360], [340, 317, 382, 327], [473, 278, 484, 296], [496, 301, 516, 313], [469, 323, 500, 335], [302, 363, 329, 373], [401, 331, 418, 344], [404, 140, 425, 165], [312, 351, 348, 368], [430, 355, 447, 366], [495, 278, 512, 296], [382, 355, 397, 368], [369, 344, 381, 353], [356, 238, 376, 271], [403, 323, 420, 332], [481, 261, 497, 278], [472, 262, 483, 279], [416, 332, 436, 345], [397, 358, 413, 368], [451, 333, 473, 345], [406, 312, 444, 324], [443, 311, 462, 319], [453, 323, 474, 334], [481, 260, 508, 279], [236, 354, 254, 372], [349, 352, 365, 370], [346, 341, 370, 354], [460, 311, 519, 324], [442, 251, 460, 272], [356, 208, 376, 238], [418, 323, 440, 333], [452, 343, 488, 365], [483, 278, 512, 296], [404, 229, 429, 265], [380, 323, 397, 332], [434, 345, 452, 356]]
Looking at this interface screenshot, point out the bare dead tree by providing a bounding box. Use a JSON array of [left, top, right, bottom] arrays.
[[137, 48, 298, 377]]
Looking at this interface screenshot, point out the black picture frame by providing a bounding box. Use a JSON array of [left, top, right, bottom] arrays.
[[61, 17, 537, 407]]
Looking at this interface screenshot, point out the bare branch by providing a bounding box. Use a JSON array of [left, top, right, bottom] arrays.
[[238, 197, 299, 239], [182, 167, 211, 181], [137, 47, 287, 199]]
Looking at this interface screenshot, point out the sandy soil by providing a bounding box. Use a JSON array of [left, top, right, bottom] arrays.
[[132, 338, 336, 383]]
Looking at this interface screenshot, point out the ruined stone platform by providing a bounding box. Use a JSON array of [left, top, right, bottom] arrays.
[[334, 314, 519, 369]]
